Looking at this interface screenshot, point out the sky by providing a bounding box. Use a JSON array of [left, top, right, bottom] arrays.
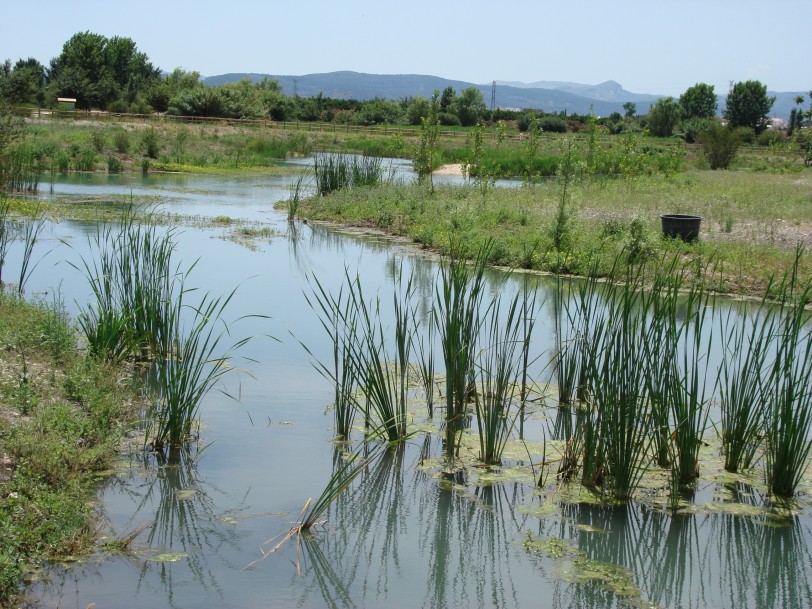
[[2, 0, 809, 96]]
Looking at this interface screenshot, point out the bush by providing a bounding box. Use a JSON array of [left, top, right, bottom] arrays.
[[680, 118, 719, 144], [538, 116, 568, 133], [734, 127, 756, 144], [112, 130, 130, 153], [107, 156, 123, 173], [438, 112, 461, 127], [757, 130, 785, 147], [141, 127, 161, 159], [699, 124, 740, 169], [107, 100, 130, 113]]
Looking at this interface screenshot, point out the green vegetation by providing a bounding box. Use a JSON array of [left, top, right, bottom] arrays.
[[724, 80, 776, 134], [0, 292, 141, 604]]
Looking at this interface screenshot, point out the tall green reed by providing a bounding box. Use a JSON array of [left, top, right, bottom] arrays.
[[146, 287, 247, 450], [473, 291, 523, 464], [313, 153, 382, 196], [717, 295, 776, 472], [303, 274, 361, 440], [434, 244, 490, 459], [16, 214, 46, 295], [0, 198, 12, 286], [765, 251, 812, 497]]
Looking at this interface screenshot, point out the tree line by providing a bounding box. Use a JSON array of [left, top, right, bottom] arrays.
[[1, 31, 808, 144]]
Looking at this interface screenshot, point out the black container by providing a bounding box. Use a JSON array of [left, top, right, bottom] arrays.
[[661, 214, 702, 243]]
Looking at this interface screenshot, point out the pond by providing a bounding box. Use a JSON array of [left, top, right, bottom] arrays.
[[7, 168, 812, 609]]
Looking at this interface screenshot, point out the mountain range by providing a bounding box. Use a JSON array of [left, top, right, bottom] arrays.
[[203, 71, 805, 119]]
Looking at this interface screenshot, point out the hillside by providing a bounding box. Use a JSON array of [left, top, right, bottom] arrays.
[[204, 71, 806, 119]]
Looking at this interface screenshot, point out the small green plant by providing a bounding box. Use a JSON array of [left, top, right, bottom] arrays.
[[90, 130, 106, 153], [112, 129, 130, 153], [107, 155, 123, 173], [699, 124, 741, 169], [141, 158, 150, 174], [414, 91, 440, 193], [141, 127, 161, 159]]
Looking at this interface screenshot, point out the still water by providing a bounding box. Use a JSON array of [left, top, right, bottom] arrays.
[[9, 169, 812, 609]]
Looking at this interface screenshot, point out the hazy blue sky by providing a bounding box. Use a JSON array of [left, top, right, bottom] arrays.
[[2, 0, 808, 95]]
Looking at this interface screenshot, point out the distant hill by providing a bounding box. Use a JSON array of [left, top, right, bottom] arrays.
[[203, 71, 806, 119], [204, 71, 653, 116], [495, 79, 660, 104]]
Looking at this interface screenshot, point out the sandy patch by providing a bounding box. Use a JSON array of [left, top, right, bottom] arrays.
[[433, 163, 465, 177]]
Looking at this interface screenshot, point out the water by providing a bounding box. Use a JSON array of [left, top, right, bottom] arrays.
[[8, 170, 812, 609]]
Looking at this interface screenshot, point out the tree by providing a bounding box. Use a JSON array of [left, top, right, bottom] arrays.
[[454, 87, 486, 127], [723, 80, 775, 134], [623, 102, 636, 118], [647, 97, 681, 137], [439, 86, 455, 112], [48, 32, 159, 109], [679, 83, 717, 119]]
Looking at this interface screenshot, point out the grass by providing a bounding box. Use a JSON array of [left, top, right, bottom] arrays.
[[297, 168, 812, 297], [0, 292, 140, 605]]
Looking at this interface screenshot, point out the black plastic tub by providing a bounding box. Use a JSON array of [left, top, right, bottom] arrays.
[[661, 214, 702, 243]]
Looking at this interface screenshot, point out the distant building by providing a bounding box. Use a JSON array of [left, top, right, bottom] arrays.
[[768, 117, 788, 130], [56, 97, 76, 111]]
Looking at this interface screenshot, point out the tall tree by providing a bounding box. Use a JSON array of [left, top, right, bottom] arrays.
[[48, 32, 159, 109], [679, 83, 717, 119], [623, 101, 636, 118], [454, 87, 486, 127], [723, 80, 775, 134], [647, 97, 682, 137]]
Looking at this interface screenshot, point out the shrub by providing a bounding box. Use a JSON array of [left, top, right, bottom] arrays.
[[141, 127, 161, 159], [438, 112, 461, 127], [90, 130, 106, 153], [699, 124, 740, 169], [72, 148, 97, 172], [757, 130, 785, 147], [538, 116, 568, 133], [112, 130, 130, 153], [107, 100, 130, 113], [107, 156, 123, 173], [680, 118, 718, 144], [734, 126, 755, 144]]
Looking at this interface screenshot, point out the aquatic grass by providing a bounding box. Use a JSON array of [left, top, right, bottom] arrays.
[[434, 243, 490, 459], [0, 197, 12, 285], [313, 153, 383, 196], [583, 267, 652, 500], [71, 207, 180, 360], [146, 287, 248, 451], [302, 272, 363, 440], [15, 213, 47, 295], [246, 443, 384, 569], [473, 290, 524, 465], [765, 250, 812, 497], [717, 294, 777, 472], [352, 266, 415, 443], [288, 173, 307, 222], [416, 312, 436, 418]]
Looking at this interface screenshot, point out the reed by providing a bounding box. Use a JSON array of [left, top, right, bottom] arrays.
[[765, 250, 812, 497], [146, 287, 247, 451], [0, 198, 12, 286], [717, 295, 776, 472], [353, 268, 414, 443], [16, 214, 46, 295], [288, 174, 307, 222], [415, 313, 436, 418], [473, 291, 523, 464], [313, 153, 382, 196], [583, 267, 651, 500], [303, 273, 362, 440], [434, 243, 490, 459], [72, 209, 179, 360]]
